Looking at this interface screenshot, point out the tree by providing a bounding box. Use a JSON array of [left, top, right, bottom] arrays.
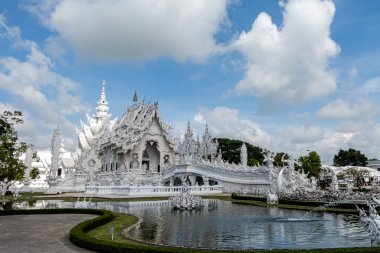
[[216, 138, 265, 166], [273, 152, 289, 167], [337, 167, 369, 190], [0, 111, 39, 191], [333, 148, 368, 167], [296, 151, 322, 178]]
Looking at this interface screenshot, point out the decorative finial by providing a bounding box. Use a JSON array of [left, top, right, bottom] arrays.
[[96, 80, 109, 118], [133, 90, 138, 103], [99, 80, 107, 104]]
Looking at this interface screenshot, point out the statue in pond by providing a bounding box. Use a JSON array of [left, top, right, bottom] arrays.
[[357, 203, 380, 246], [169, 184, 203, 210]]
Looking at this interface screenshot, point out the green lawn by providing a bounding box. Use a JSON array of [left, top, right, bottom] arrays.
[[87, 213, 140, 244]]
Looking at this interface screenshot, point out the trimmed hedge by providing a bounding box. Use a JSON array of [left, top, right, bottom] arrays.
[[0, 208, 106, 216], [231, 193, 266, 202]]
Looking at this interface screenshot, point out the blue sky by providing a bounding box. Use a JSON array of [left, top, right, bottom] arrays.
[[1, 0, 380, 164]]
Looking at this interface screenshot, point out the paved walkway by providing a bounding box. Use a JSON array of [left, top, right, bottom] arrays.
[[0, 214, 95, 253]]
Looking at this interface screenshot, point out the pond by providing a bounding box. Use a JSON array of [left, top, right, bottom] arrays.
[[5, 199, 369, 250]]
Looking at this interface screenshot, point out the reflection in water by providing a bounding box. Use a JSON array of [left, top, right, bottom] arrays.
[[3, 199, 369, 249]]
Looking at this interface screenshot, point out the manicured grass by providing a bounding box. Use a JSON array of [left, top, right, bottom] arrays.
[[87, 213, 139, 244]]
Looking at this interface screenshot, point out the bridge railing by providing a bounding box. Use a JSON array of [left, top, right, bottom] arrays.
[[162, 164, 269, 184], [85, 185, 223, 196]]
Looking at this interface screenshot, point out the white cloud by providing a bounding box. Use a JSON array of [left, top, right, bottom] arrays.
[[44, 36, 67, 63], [275, 121, 380, 164], [232, 0, 339, 103], [287, 125, 325, 144], [317, 99, 380, 120], [0, 17, 89, 150], [194, 106, 272, 148], [347, 122, 380, 159], [25, 0, 229, 62], [193, 113, 206, 124], [361, 76, 380, 94]]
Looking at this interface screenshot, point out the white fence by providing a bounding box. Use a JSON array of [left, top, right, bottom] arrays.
[[85, 185, 223, 196]]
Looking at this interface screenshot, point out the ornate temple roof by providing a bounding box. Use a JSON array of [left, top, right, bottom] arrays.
[[98, 95, 174, 152], [177, 122, 198, 155]]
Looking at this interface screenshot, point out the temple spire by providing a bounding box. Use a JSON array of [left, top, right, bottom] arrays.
[[96, 80, 109, 119], [133, 90, 138, 103], [185, 121, 193, 138], [50, 123, 62, 177], [240, 143, 247, 167]]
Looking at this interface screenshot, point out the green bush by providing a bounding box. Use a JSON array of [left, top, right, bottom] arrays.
[[231, 193, 266, 202], [0, 208, 106, 216]]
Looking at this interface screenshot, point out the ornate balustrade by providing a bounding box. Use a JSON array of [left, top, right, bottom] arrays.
[[85, 185, 222, 196]]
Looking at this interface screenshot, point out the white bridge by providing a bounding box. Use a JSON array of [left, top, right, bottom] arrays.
[[162, 163, 270, 185], [86, 185, 222, 196], [84, 162, 271, 196]]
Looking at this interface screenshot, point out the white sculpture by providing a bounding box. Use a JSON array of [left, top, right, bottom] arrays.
[[357, 203, 380, 246], [266, 193, 278, 204], [23, 145, 33, 186], [240, 143, 247, 168], [74, 196, 95, 209], [50, 124, 62, 179], [169, 185, 203, 210], [177, 122, 198, 158], [0, 178, 12, 202]]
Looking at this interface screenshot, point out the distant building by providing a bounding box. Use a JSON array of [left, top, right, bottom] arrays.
[[19, 148, 75, 191], [368, 160, 380, 171]]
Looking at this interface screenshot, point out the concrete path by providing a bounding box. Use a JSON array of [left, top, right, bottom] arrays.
[[0, 214, 95, 253]]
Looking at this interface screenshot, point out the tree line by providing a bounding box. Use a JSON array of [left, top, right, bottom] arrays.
[[216, 138, 370, 179]]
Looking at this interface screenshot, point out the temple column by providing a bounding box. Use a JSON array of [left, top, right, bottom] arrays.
[[188, 175, 196, 186], [202, 175, 209, 186], [159, 152, 163, 172], [138, 151, 143, 170]]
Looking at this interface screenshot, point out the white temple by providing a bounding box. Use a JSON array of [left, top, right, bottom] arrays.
[[42, 81, 315, 196]]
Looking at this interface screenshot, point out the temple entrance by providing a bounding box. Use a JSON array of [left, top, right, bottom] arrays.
[[142, 141, 160, 172]]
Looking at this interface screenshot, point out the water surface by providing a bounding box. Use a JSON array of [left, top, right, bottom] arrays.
[[6, 199, 369, 249]]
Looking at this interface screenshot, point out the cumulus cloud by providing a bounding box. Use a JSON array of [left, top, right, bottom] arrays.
[[194, 106, 272, 148], [0, 17, 89, 150], [24, 0, 229, 62], [287, 125, 325, 144], [232, 0, 339, 103], [361, 76, 380, 94], [346, 122, 380, 158], [276, 121, 380, 164], [317, 99, 380, 120]]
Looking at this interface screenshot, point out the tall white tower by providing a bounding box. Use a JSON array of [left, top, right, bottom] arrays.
[[96, 80, 109, 120], [23, 145, 34, 186], [240, 143, 247, 167], [50, 124, 62, 177]]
